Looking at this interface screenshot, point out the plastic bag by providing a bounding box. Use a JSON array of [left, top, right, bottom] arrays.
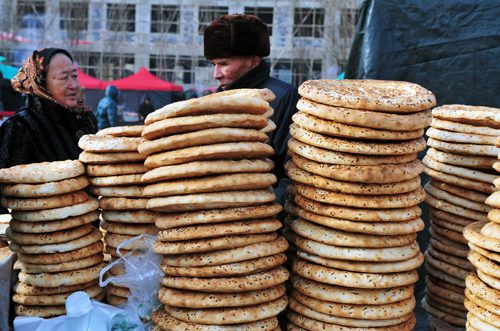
[[99, 234, 163, 331]]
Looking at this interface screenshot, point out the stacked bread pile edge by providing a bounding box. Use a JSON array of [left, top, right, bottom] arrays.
[[421, 105, 500, 327], [140, 89, 287, 331], [1, 160, 104, 318], [78, 126, 159, 306], [462, 133, 500, 331], [283, 79, 435, 331]]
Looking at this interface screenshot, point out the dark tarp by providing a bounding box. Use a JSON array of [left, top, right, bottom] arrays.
[[344, 1, 500, 329]]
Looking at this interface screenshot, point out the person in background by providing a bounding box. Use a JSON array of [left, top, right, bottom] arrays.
[[96, 85, 120, 130], [0, 47, 97, 213], [138, 96, 155, 121], [204, 14, 301, 205]]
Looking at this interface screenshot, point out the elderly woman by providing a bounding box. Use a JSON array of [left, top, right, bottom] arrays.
[[0, 48, 97, 168]]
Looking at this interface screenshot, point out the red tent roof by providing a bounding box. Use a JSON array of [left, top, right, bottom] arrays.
[[102, 67, 183, 92], [76, 67, 105, 89]]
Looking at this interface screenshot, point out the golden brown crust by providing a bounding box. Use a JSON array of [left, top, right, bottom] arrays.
[[426, 147, 497, 169], [89, 174, 143, 186], [433, 105, 500, 129], [78, 135, 144, 152], [11, 197, 99, 222], [16, 241, 103, 264], [427, 137, 500, 157], [14, 254, 104, 273], [86, 163, 149, 176], [18, 262, 105, 287], [7, 223, 93, 245], [96, 125, 145, 137], [2, 190, 89, 211], [0, 160, 85, 184], [99, 197, 149, 210], [79, 151, 147, 164], [1, 176, 89, 198]]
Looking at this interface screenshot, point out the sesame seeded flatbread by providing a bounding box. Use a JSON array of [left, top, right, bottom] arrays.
[[9, 211, 99, 233], [97, 125, 145, 137], [86, 163, 149, 176], [7, 223, 93, 245], [78, 135, 145, 152], [426, 147, 497, 169], [431, 118, 500, 136], [16, 241, 103, 264], [432, 104, 500, 129], [2, 190, 89, 211], [13, 279, 98, 296], [1, 176, 89, 198], [0, 160, 85, 184], [11, 197, 99, 222], [427, 127, 496, 145], [80, 151, 147, 164], [14, 254, 103, 273], [18, 261, 106, 287], [424, 166, 497, 194], [427, 137, 500, 157], [99, 197, 149, 210], [464, 221, 500, 253], [89, 174, 143, 186], [101, 209, 158, 224]]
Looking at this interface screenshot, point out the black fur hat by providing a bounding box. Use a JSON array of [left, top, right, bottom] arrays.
[[204, 14, 270, 60]]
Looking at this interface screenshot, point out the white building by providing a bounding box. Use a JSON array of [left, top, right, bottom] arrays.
[[1, 0, 361, 90]]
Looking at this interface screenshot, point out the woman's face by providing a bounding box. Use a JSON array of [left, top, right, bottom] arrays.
[[46, 54, 80, 108]]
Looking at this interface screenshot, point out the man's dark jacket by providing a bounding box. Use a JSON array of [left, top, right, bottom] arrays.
[[217, 60, 300, 205]]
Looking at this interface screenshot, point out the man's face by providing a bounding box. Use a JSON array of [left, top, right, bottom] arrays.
[[212, 56, 254, 90]]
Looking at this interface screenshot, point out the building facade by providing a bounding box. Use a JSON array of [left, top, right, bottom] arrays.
[[0, 0, 361, 90]]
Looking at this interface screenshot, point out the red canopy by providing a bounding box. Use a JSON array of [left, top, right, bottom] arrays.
[[102, 67, 183, 92], [76, 67, 105, 89]]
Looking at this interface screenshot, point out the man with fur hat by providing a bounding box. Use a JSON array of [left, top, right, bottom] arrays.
[[204, 14, 300, 205]]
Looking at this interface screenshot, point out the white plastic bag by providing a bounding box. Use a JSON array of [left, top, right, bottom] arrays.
[[99, 234, 164, 330]]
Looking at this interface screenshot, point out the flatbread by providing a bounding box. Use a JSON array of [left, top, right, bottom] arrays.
[[89, 174, 143, 186], [141, 159, 274, 183], [425, 262, 465, 287], [470, 243, 500, 264], [151, 306, 279, 331], [292, 182, 425, 209], [427, 127, 496, 145], [101, 209, 158, 224], [285, 161, 421, 195], [290, 152, 424, 184], [465, 288, 500, 320], [424, 290, 467, 311], [286, 311, 416, 331], [144, 173, 276, 197], [9, 211, 99, 233], [293, 258, 419, 288], [139, 128, 269, 156], [16, 241, 103, 264], [14, 304, 66, 317], [486, 192, 500, 208], [429, 228, 469, 258], [291, 193, 422, 222], [468, 313, 499, 331], [425, 182, 492, 213], [464, 221, 500, 253], [469, 250, 500, 279], [104, 232, 149, 250], [425, 276, 466, 303], [288, 138, 417, 166], [14, 253, 103, 273], [108, 284, 131, 298], [465, 299, 500, 328], [297, 250, 424, 273], [143, 114, 268, 140], [430, 212, 473, 232], [1, 176, 89, 198], [96, 125, 145, 137], [431, 118, 500, 136], [477, 269, 500, 292], [488, 209, 500, 224], [145, 95, 269, 124], [292, 113, 424, 140], [158, 283, 286, 308], [431, 221, 468, 245], [425, 194, 489, 222], [298, 79, 436, 112], [0, 160, 85, 184], [288, 233, 420, 262], [429, 179, 489, 204], [428, 206, 482, 229], [290, 289, 415, 320], [86, 163, 149, 176], [145, 142, 274, 168], [260, 119, 276, 133], [285, 201, 424, 235], [426, 147, 497, 169], [481, 222, 500, 239], [424, 154, 498, 183], [288, 297, 414, 327], [9, 227, 103, 254], [296, 97, 431, 130], [432, 104, 500, 129], [161, 253, 287, 277], [91, 185, 144, 198], [427, 275, 465, 294], [467, 272, 500, 307], [287, 217, 417, 247], [155, 203, 282, 229], [162, 236, 288, 267], [10, 197, 99, 222], [428, 137, 500, 157], [424, 166, 497, 194], [160, 265, 290, 292], [78, 135, 144, 152], [158, 218, 281, 241], [153, 233, 278, 255], [99, 197, 149, 210], [18, 262, 105, 287], [7, 223, 93, 245], [425, 246, 469, 278], [13, 279, 99, 296], [100, 220, 159, 235], [147, 189, 276, 212], [167, 293, 286, 324], [290, 274, 414, 305], [80, 151, 147, 164], [421, 297, 466, 326], [2, 190, 89, 211]]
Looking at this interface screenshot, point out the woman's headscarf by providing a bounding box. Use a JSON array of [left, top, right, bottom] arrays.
[[11, 47, 89, 114]]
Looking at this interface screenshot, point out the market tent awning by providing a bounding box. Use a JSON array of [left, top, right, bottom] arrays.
[[103, 67, 183, 92], [76, 67, 105, 90]]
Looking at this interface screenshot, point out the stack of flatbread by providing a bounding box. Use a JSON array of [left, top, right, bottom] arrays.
[[283, 79, 435, 331], [0, 160, 104, 318], [140, 89, 287, 331], [462, 137, 500, 330], [79, 126, 159, 306], [421, 105, 500, 326]]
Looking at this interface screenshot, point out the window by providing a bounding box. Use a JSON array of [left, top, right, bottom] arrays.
[[73, 52, 101, 79], [270, 58, 322, 87], [294, 7, 325, 38], [150, 55, 194, 85], [107, 4, 135, 32], [244, 7, 273, 36], [198, 6, 228, 35], [151, 5, 179, 34], [60, 2, 88, 31], [102, 53, 135, 80], [17, 1, 45, 29], [340, 8, 359, 39]]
